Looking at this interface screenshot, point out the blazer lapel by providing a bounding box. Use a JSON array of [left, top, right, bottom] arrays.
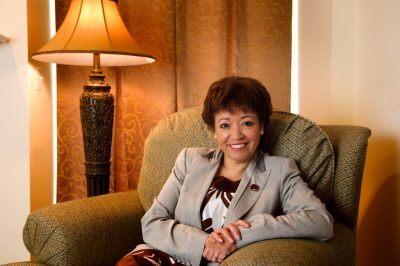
[[224, 152, 271, 225], [183, 149, 223, 228]]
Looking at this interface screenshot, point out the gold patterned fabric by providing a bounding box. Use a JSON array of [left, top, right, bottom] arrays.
[[10, 107, 371, 265], [55, 0, 292, 201]]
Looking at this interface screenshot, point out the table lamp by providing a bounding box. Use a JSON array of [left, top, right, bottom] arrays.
[[32, 0, 156, 196]]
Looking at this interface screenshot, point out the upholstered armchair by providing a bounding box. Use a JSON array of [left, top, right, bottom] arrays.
[[5, 107, 371, 266]]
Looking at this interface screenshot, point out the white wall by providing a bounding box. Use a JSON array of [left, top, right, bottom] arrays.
[[28, 0, 54, 213], [0, 0, 31, 263], [298, 0, 333, 122], [353, 1, 400, 265], [299, 0, 400, 265]]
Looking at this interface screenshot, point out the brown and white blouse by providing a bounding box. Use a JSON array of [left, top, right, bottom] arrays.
[[200, 175, 241, 234]]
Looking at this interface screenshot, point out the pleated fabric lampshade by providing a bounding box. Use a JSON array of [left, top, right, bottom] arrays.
[[32, 0, 155, 66]]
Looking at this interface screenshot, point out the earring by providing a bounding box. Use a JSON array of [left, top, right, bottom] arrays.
[[260, 130, 264, 135]]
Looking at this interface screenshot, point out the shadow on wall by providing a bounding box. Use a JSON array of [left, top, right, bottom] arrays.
[[356, 172, 400, 266]]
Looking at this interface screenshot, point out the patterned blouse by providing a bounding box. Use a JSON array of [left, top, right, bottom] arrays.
[[200, 176, 241, 266], [201, 175, 241, 232]]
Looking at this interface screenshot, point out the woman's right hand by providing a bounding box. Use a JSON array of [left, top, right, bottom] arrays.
[[203, 233, 236, 263], [203, 220, 251, 263]]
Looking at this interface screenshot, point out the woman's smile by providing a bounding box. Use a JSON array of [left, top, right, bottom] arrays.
[[229, 143, 246, 150]]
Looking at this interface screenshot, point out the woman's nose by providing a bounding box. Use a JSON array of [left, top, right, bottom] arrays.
[[230, 124, 244, 138]]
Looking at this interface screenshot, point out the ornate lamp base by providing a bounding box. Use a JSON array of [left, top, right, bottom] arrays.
[[80, 56, 114, 197]]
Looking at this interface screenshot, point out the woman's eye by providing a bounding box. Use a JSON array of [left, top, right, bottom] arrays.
[[220, 123, 229, 129], [243, 121, 254, 127]]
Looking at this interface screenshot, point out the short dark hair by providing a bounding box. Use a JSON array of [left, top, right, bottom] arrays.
[[202, 76, 273, 133]]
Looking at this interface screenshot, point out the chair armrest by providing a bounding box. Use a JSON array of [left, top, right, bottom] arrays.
[[23, 191, 144, 266], [222, 222, 355, 266]]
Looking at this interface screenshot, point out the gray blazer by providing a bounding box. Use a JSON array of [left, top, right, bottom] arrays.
[[141, 147, 334, 266]]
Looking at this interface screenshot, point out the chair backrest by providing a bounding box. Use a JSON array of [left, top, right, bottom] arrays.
[[138, 107, 371, 230], [319, 125, 370, 229]]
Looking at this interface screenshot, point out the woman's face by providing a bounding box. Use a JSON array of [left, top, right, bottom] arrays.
[[214, 108, 263, 166]]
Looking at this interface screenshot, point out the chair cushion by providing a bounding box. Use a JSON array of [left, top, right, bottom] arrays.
[[138, 107, 334, 211], [262, 111, 334, 204]]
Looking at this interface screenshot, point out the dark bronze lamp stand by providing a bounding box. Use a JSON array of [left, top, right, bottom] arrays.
[[80, 53, 114, 196]]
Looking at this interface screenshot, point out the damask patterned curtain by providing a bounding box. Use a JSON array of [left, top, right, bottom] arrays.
[[56, 0, 292, 202]]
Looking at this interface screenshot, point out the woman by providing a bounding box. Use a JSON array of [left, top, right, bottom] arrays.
[[116, 76, 333, 266]]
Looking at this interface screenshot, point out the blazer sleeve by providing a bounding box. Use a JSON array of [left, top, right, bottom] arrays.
[[236, 157, 334, 249], [141, 148, 208, 266]]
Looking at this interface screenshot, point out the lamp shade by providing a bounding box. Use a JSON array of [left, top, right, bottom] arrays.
[[32, 0, 155, 66]]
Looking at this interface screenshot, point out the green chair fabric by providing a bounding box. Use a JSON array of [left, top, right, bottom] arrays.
[[262, 111, 335, 205], [22, 191, 143, 266], [10, 107, 370, 266]]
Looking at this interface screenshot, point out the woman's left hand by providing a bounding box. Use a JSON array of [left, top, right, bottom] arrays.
[[210, 220, 251, 243]]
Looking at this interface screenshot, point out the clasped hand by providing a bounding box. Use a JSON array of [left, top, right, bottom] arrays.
[[202, 220, 251, 263]]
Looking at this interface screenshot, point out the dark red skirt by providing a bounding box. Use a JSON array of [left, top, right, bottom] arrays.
[[116, 248, 185, 266]]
